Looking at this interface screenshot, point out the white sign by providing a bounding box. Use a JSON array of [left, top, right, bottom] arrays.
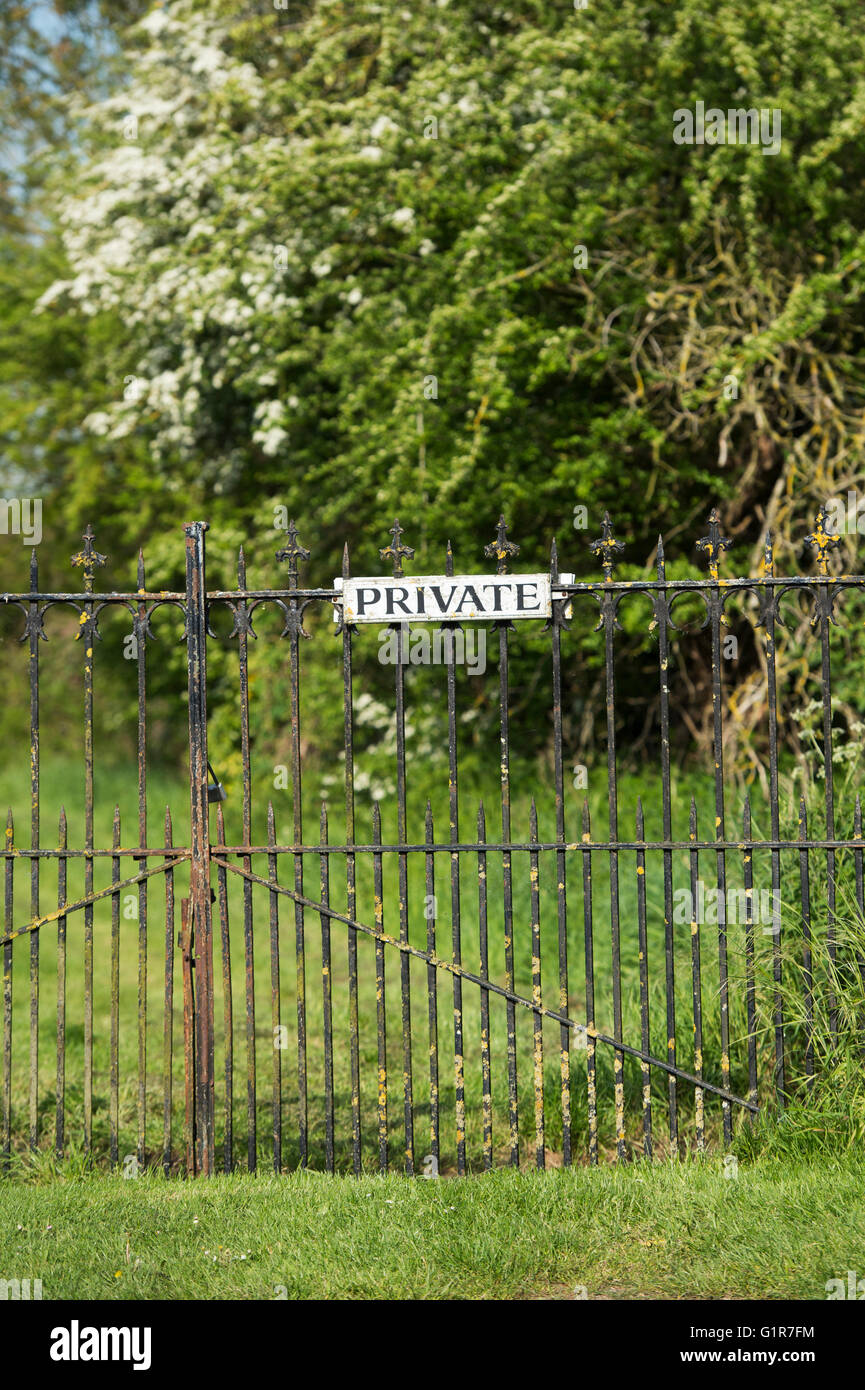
[[334, 573, 573, 624]]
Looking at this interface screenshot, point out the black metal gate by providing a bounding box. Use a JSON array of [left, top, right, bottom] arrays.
[[0, 508, 859, 1174]]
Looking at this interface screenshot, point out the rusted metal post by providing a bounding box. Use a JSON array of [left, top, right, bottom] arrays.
[[185, 522, 215, 1175], [180, 896, 196, 1176]]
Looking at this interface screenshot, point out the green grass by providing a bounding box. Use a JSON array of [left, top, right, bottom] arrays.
[[2, 1152, 864, 1299]]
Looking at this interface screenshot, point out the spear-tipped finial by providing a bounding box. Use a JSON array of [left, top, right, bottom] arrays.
[[483, 515, 520, 575], [379, 518, 414, 578], [70, 524, 107, 590], [445, 538, 454, 579], [804, 506, 842, 576], [589, 511, 624, 581], [763, 530, 775, 579], [275, 520, 310, 581], [695, 508, 731, 581]]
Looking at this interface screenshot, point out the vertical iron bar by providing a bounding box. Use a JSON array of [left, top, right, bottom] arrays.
[[425, 801, 440, 1173], [136, 550, 148, 1169], [395, 620, 414, 1175], [689, 798, 704, 1151], [267, 802, 281, 1173], [445, 544, 464, 1176], [656, 537, 677, 1147], [799, 797, 815, 1088], [163, 807, 175, 1176], [110, 806, 120, 1169], [29, 549, 39, 1152], [582, 800, 597, 1165], [708, 575, 732, 1146], [2, 811, 11, 1166], [855, 797, 865, 1021], [820, 584, 837, 1043], [529, 799, 544, 1169], [184, 520, 215, 1176], [320, 803, 334, 1174], [742, 798, 758, 1109], [763, 534, 785, 1103], [373, 801, 387, 1173], [56, 808, 67, 1160], [287, 549, 307, 1169], [500, 613, 518, 1167], [180, 896, 195, 1175], [477, 802, 492, 1170], [550, 539, 571, 1166], [635, 799, 652, 1158], [602, 588, 625, 1161], [74, 534, 101, 1157], [216, 803, 232, 1174], [341, 545, 361, 1175], [237, 548, 256, 1172], [484, 514, 519, 1168]]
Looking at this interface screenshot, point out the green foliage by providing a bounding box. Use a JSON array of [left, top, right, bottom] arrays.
[[4, 0, 865, 767]]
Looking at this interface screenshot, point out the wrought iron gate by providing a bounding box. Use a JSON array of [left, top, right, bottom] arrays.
[[0, 508, 860, 1174]]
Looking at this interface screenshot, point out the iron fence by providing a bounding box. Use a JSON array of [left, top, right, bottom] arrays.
[[0, 507, 861, 1175]]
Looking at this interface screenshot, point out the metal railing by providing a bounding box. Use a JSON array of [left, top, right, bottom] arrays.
[[0, 507, 860, 1173]]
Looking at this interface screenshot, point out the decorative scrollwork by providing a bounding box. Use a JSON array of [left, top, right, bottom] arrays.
[[279, 596, 316, 641]]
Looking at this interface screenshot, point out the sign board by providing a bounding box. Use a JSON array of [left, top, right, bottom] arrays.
[[334, 573, 573, 624]]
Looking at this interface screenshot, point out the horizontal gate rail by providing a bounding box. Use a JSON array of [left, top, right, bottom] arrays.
[[208, 837, 865, 854]]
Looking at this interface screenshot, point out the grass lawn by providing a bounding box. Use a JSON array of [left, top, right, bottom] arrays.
[[2, 1152, 863, 1300]]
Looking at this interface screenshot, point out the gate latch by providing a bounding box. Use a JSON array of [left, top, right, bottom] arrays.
[[207, 761, 227, 803]]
